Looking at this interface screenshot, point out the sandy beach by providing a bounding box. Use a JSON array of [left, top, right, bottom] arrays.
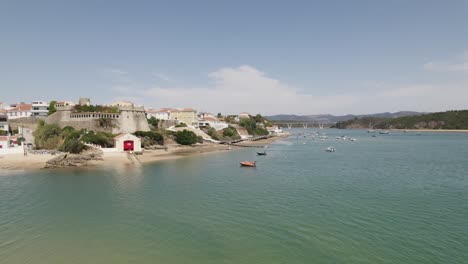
[[0, 136, 285, 172]]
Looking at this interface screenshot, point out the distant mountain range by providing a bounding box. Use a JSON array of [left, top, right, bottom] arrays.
[[265, 111, 424, 123]]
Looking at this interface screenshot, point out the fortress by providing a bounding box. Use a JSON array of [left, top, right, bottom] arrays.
[[46, 99, 150, 134]]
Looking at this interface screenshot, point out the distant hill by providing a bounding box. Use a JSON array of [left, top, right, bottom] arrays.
[[266, 111, 423, 123], [332, 110, 468, 130]]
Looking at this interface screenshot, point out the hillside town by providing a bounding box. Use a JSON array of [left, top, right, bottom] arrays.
[[0, 98, 285, 168]]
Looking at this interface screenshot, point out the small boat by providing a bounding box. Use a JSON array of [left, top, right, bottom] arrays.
[[372, 135, 377, 137], [349, 138, 357, 141], [240, 161, 256, 167], [257, 151, 267, 156], [325, 146, 336, 152], [379, 130, 390, 135], [225, 146, 233, 151], [367, 123, 375, 133]]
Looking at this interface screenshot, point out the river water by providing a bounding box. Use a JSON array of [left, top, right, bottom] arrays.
[[1, 129, 467, 263]]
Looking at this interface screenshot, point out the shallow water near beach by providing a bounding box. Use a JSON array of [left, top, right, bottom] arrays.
[[1, 129, 468, 263]]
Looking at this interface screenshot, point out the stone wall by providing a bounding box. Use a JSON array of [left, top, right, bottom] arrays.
[[45, 107, 150, 133], [7, 117, 41, 131]]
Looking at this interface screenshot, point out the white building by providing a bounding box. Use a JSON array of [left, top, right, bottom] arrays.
[[31, 101, 49, 117], [109, 100, 133, 107], [0, 113, 8, 133], [6, 104, 32, 119], [55, 101, 75, 108], [0, 135, 19, 149], [266, 125, 283, 134], [198, 117, 228, 131], [0, 136, 9, 149], [146, 108, 171, 120], [114, 133, 142, 152]]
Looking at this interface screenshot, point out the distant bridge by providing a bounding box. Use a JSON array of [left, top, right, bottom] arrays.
[[271, 120, 333, 129]]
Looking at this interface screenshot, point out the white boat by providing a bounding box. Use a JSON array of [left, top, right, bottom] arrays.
[[349, 138, 357, 141], [367, 122, 375, 133], [325, 146, 336, 152], [379, 130, 390, 135]]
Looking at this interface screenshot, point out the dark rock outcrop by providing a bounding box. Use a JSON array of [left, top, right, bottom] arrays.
[[45, 148, 103, 168]]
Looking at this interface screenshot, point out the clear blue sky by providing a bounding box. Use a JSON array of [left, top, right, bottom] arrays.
[[1, 0, 467, 115]]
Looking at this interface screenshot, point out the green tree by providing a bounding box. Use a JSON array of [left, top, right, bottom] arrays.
[[174, 129, 198, 145], [148, 116, 159, 127], [217, 113, 222, 118], [133, 131, 164, 145], [81, 131, 114, 147], [48, 101, 57, 115], [33, 122, 61, 149], [206, 127, 220, 140]]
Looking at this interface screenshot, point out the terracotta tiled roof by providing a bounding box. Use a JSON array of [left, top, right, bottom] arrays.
[[8, 104, 32, 112], [202, 117, 218, 122]]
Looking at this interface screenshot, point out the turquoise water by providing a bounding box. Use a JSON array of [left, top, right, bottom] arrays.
[[1, 129, 468, 263]]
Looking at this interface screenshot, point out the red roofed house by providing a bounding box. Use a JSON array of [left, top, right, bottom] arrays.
[[7, 104, 32, 119]]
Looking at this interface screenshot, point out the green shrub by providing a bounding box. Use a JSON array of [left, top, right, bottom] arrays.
[[174, 130, 198, 145], [33, 123, 61, 149], [60, 138, 87, 154], [148, 116, 158, 127], [206, 127, 220, 140], [81, 131, 114, 147], [48, 101, 57, 115], [222, 126, 239, 138], [175, 123, 188, 128], [133, 131, 164, 145]]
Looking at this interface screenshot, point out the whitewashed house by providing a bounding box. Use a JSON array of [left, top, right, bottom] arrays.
[[0, 113, 8, 133], [114, 133, 142, 152], [0, 135, 19, 149], [198, 117, 228, 131], [7, 104, 32, 119], [31, 101, 49, 117], [146, 108, 171, 120], [0, 136, 9, 149]]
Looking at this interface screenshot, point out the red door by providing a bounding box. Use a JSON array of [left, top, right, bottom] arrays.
[[123, 140, 134, 151]]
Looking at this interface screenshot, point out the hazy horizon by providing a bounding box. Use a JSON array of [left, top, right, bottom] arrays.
[[1, 1, 467, 115]]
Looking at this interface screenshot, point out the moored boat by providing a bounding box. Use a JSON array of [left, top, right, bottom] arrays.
[[325, 146, 336, 152], [257, 151, 267, 156], [240, 161, 256, 167]]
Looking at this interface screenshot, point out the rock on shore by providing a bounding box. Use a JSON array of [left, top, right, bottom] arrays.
[[45, 148, 103, 168]]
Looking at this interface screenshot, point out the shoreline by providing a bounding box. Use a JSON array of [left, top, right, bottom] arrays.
[[0, 135, 286, 172]]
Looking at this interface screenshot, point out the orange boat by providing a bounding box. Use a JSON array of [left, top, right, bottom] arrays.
[[240, 161, 256, 167]]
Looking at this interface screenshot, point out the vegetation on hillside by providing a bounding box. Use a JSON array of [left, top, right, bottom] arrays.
[[81, 131, 115, 147], [333, 110, 468, 130], [239, 114, 270, 136], [202, 125, 241, 141], [33, 120, 61, 149], [133, 131, 164, 146], [174, 129, 201, 145], [147, 116, 158, 127]]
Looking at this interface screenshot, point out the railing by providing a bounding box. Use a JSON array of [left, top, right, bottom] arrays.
[[69, 112, 120, 119]]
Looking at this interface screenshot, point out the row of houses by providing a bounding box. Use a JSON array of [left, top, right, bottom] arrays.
[[146, 108, 235, 131], [0, 101, 49, 120]]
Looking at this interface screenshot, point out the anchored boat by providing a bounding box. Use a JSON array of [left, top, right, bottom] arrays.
[[240, 161, 256, 167], [325, 146, 336, 152]]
